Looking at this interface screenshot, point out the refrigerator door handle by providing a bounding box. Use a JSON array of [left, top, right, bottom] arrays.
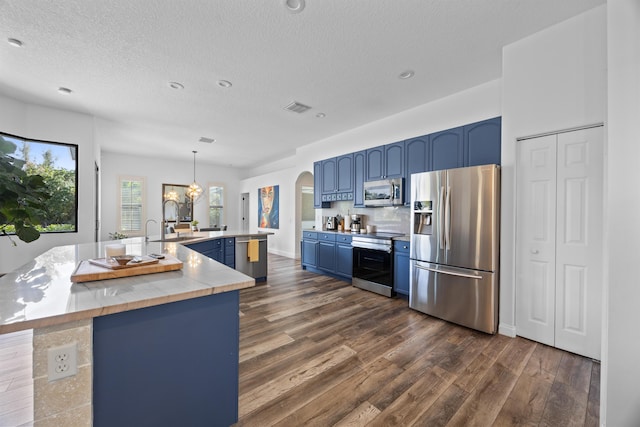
[[444, 185, 451, 250], [438, 186, 445, 248], [414, 264, 482, 280]]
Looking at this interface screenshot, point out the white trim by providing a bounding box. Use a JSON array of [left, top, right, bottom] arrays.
[[498, 323, 517, 337]]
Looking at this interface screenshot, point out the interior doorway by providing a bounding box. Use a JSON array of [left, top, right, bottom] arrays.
[[295, 172, 314, 259], [240, 192, 250, 232]]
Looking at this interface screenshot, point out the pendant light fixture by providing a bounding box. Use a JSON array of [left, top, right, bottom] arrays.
[[186, 150, 204, 203]]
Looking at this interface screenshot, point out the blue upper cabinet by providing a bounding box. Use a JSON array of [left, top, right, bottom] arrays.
[[353, 150, 366, 207], [431, 127, 464, 171], [321, 158, 337, 194], [313, 161, 330, 208], [365, 146, 384, 181], [385, 141, 405, 178], [366, 141, 404, 181], [336, 154, 354, 192], [404, 135, 430, 205], [464, 117, 501, 167]]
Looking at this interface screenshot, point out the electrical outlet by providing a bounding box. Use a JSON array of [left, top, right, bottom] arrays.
[[47, 341, 78, 381]]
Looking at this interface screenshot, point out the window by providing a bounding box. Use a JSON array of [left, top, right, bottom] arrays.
[[208, 184, 224, 227], [0, 131, 78, 234], [118, 176, 146, 236]]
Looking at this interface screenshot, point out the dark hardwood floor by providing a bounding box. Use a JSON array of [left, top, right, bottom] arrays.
[[236, 254, 600, 427]]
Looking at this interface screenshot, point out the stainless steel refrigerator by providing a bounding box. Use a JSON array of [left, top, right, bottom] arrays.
[[409, 164, 500, 333]]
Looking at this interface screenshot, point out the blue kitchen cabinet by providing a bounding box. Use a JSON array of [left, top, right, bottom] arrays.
[[353, 150, 366, 207], [404, 135, 430, 205], [431, 127, 464, 171], [185, 238, 225, 264], [224, 238, 235, 268], [335, 234, 353, 278], [366, 141, 405, 181], [464, 117, 501, 167], [301, 231, 318, 268], [393, 240, 410, 296], [385, 141, 405, 179], [317, 232, 337, 272], [94, 291, 239, 427], [313, 161, 330, 208], [336, 154, 354, 193], [320, 154, 354, 203], [321, 158, 337, 194]]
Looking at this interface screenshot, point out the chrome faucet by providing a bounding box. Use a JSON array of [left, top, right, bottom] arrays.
[[162, 199, 181, 240], [145, 219, 157, 242]]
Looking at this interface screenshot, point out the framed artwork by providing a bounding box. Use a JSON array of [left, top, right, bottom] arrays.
[[258, 185, 279, 229]]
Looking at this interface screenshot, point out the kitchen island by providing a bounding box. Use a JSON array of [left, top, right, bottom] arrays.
[[0, 236, 259, 426]]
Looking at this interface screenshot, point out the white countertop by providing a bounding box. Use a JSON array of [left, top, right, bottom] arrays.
[[0, 236, 260, 334]]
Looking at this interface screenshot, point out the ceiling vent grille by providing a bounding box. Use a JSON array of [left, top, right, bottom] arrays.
[[199, 137, 215, 143], [283, 101, 311, 113]]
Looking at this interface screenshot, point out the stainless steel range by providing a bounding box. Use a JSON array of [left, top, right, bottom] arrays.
[[352, 232, 404, 297]]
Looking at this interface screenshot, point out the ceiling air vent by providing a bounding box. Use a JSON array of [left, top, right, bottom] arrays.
[[199, 137, 215, 143], [283, 101, 311, 113]]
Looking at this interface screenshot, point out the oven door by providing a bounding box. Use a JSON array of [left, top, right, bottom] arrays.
[[352, 246, 393, 297]]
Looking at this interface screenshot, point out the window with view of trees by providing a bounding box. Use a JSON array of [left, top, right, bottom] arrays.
[[209, 185, 224, 227], [0, 132, 78, 235], [118, 176, 145, 235]]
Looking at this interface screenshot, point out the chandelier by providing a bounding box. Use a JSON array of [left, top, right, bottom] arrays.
[[186, 150, 204, 203]]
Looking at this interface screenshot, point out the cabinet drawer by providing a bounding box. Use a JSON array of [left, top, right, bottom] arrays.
[[394, 240, 410, 253], [336, 234, 352, 244], [211, 239, 222, 248], [303, 231, 318, 240], [318, 233, 336, 242]]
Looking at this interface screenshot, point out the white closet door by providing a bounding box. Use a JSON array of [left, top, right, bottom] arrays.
[[516, 134, 557, 347], [555, 127, 603, 360]]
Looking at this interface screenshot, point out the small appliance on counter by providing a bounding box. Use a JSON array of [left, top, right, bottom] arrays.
[[325, 216, 338, 230], [350, 214, 362, 233]]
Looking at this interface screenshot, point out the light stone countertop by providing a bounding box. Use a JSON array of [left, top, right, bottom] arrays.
[[0, 235, 263, 334]]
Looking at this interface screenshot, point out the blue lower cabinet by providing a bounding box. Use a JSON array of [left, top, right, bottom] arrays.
[[318, 233, 337, 271], [93, 292, 239, 427], [393, 241, 410, 296], [335, 235, 353, 278], [224, 238, 235, 268], [301, 232, 352, 281], [302, 232, 318, 268]]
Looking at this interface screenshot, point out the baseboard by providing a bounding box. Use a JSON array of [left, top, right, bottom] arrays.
[[267, 248, 295, 259], [498, 323, 517, 337]]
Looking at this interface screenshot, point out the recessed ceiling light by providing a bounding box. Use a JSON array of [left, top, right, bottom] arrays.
[[169, 81, 184, 90], [7, 38, 23, 48], [57, 87, 72, 95], [217, 80, 232, 88], [284, 0, 305, 13], [316, 113, 326, 118], [399, 70, 415, 79]]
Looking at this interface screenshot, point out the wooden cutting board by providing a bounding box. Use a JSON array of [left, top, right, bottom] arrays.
[[71, 255, 183, 283]]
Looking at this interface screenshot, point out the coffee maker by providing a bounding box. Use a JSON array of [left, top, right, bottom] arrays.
[[325, 216, 338, 230], [350, 214, 362, 233]]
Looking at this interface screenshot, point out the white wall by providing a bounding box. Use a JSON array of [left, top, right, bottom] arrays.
[[242, 79, 503, 258], [500, 6, 607, 336], [604, 0, 640, 424], [0, 94, 97, 273], [100, 152, 242, 240]]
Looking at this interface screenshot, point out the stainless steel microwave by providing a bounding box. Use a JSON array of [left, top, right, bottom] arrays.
[[364, 178, 404, 207]]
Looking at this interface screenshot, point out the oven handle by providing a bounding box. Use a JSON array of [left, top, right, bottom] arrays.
[[414, 264, 481, 280], [352, 243, 392, 253]]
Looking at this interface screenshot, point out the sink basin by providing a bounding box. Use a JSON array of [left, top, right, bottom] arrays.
[[151, 236, 194, 242]]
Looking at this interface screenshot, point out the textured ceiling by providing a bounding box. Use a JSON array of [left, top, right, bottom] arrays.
[[0, 0, 604, 169]]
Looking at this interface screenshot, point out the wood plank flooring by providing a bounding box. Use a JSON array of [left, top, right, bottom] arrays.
[[236, 254, 600, 427], [0, 254, 600, 426]]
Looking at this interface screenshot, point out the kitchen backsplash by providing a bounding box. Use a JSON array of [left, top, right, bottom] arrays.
[[315, 201, 411, 235]]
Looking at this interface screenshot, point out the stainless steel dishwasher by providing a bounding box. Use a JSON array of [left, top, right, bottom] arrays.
[[235, 237, 268, 281]]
